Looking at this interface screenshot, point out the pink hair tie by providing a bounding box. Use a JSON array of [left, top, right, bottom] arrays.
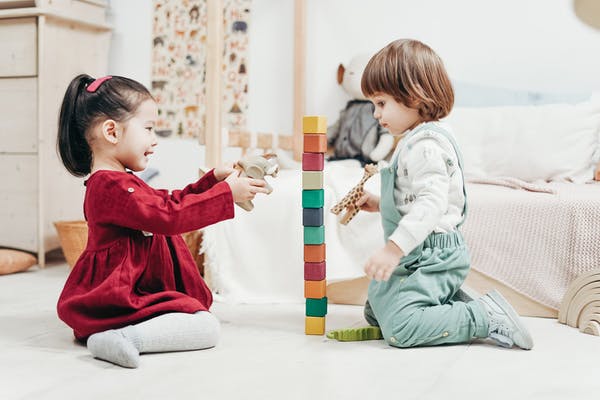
[[86, 76, 112, 93]]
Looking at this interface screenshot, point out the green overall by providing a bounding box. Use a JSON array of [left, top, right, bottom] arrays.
[[364, 123, 489, 348]]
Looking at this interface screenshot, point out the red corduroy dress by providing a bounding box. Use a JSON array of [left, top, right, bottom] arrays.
[[57, 169, 234, 340]]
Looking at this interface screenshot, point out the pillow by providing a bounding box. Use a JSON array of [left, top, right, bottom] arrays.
[[453, 81, 591, 107], [444, 99, 600, 183], [0, 249, 37, 275]]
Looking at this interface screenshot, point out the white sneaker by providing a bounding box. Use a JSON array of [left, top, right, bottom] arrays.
[[478, 290, 534, 350]]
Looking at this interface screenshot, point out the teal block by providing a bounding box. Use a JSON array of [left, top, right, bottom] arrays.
[[304, 226, 324, 245], [306, 297, 328, 317], [302, 189, 324, 208]]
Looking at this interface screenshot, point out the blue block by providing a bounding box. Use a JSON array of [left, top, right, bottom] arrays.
[[303, 207, 323, 226]]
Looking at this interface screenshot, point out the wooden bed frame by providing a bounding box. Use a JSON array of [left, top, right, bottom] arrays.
[[203, 0, 305, 167]]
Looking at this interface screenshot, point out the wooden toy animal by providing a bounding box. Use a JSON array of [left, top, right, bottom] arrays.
[[234, 153, 279, 211], [330, 163, 378, 225]]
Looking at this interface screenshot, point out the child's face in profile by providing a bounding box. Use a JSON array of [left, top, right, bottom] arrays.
[[117, 99, 158, 172], [369, 93, 421, 135]]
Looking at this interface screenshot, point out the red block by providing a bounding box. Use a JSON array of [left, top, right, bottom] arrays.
[[304, 261, 326, 281], [302, 153, 324, 171]]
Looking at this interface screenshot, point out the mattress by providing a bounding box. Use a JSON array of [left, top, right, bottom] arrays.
[[203, 162, 600, 309]]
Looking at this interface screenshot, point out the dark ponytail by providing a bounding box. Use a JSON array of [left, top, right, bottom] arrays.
[[57, 74, 94, 177], [56, 74, 154, 177]]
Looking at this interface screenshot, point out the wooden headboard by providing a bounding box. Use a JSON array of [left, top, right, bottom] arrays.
[[226, 130, 294, 155]]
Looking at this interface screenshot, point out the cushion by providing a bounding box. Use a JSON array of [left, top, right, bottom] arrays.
[[445, 99, 600, 183], [0, 249, 37, 275]]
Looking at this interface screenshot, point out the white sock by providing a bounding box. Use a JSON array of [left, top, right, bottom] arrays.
[[87, 329, 140, 368], [122, 311, 220, 353], [86, 311, 219, 368]]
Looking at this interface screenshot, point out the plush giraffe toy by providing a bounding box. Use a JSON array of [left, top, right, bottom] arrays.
[[331, 163, 379, 225]]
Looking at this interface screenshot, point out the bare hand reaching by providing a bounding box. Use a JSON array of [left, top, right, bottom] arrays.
[[224, 171, 269, 202], [364, 241, 404, 281], [356, 191, 380, 212], [213, 163, 236, 181]]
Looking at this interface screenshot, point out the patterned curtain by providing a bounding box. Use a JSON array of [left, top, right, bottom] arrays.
[[151, 0, 251, 141]]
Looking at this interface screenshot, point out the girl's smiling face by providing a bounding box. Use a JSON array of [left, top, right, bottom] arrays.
[[116, 99, 158, 172]]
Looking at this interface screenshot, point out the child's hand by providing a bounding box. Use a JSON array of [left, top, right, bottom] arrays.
[[214, 163, 236, 181], [356, 191, 380, 212], [224, 171, 270, 202], [364, 241, 404, 281]]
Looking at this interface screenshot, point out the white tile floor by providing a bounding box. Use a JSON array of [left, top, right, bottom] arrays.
[[2, 260, 600, 400]]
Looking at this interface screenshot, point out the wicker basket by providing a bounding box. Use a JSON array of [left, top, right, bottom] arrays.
[[54, 220, 88, 268], [53, 220, 204, 273]]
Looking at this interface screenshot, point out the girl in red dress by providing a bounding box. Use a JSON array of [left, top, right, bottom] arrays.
[[56, 74, 268, 368]]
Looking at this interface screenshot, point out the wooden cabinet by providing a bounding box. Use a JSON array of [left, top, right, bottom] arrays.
[[0, 1, 110, 266]]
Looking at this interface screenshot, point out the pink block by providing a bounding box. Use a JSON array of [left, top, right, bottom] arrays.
[[302, 152, 324, 171], [304, 261, 326, 281]]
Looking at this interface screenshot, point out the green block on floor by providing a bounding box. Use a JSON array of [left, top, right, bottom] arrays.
[[304, 226, 324, 245], [302, 189, 324, 208], [306, 297, 328, 317]]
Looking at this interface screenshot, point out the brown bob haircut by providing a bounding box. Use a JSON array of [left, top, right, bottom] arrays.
[[361, 39, 454, 121]]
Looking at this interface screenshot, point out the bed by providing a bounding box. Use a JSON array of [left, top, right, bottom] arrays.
[[172, 1, 600, 319], [192, 94, 600, 321]]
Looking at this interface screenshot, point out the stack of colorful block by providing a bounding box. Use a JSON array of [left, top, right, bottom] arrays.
[[302, 116, 328, 335]]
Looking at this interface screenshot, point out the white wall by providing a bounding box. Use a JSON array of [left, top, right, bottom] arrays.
[[106, 0, 600, 176], [107, 0, 203, 188], [106, 0, 153, 87], [247, 0, 600, 131]]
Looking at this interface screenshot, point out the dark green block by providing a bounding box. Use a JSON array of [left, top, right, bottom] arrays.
[[302, 189, 324, 208], [306, 297, 328, 317], [304, 226, 324, 245]]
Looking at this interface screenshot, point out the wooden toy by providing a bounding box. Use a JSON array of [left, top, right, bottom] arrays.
[[559, 268, 600, 336], [304, 244, 325, 263], [302, 116, 327, 134], [302, 190, 324, 208], [306, 297, 328, 317], [303, 134, 327, 153], [304, 261, 326, 281], [302, 152, 324, 171], [331, 163, 378, 225], [302, 208, 323, 227], [304, 279, 326, 298], [305, 316, 325, 335], [303, 226, 324, 245], [302, 171, 323, 190], [234, 153, 279, 211], [302, 115, 328, 335]]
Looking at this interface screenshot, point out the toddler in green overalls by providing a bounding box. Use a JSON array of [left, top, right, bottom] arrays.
[[327, 39, 533, 350]]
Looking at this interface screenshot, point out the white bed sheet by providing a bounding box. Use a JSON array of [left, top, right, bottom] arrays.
[[203, 161, 383, 303], [203, 161, 600, 309]]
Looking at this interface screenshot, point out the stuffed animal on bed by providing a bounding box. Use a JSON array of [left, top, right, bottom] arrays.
[[327, 54, 395, 165], [234, 153, 279, 211]]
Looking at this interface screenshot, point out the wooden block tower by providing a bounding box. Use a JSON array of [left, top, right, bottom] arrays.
[[302, 116, 328, 335]]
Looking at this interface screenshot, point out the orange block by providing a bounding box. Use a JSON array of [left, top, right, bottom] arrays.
[[304, 243, 326, 262], [305, 316, 326, 335], [305, 279, 326, 299], [303, 134, 327, 153]]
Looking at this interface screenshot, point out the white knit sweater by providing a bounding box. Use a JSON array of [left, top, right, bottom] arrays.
[[387, 121, 466, 254]]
